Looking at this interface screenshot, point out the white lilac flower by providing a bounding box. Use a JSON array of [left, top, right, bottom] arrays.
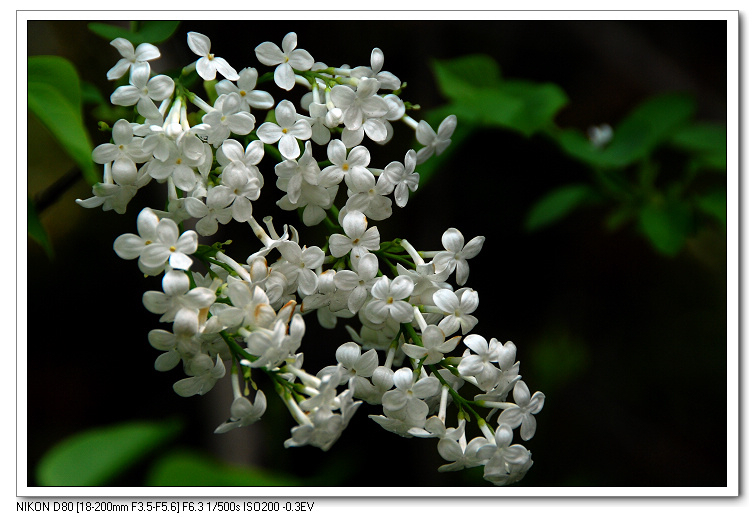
[[256, 100, 312, 160], [147, 140, 205, 192], [328, 211, 380, 266], [76, 163, 151, 214], [320, 140, 375, 192], [255, 32, 314, 91], [212, 279, 275, 330], [334, 252, 380, 314], [200, 93, 256, 147], [457, 334, 505, 392], [402, 324, 460, 365], [350, 48, 401, 91], [432, 228, 485, 286], [382, 368, 440, 415], [173, 354, 226, 397], [478, 424, 532, 486], [341, 172, 393, 222], [274, 141, 320, 204], [376, 149, 419, 208], [215, 67, 274, 111], [363, 275, 415, 325], [113, 207, 165, 274], [496, 380, 545, 441], [437, 434, 490, 472], [193, 187, 234, 236], [415, 114, 457, 165], [318, 342, 379, 389], [330, 78, 389, 132], [139, 215, 198, 271], [276, 241, 325, 296], [215, 390, 267, 434], [276, 181, 337, 227], [147, 309, 202, 371], [142, 269, 216, 323], [92, 119, 151, 185], [187, 31, 239, 81], [110, 65, 174, 120], [431, 287, 479, 336], [107, 37, 160, 81]]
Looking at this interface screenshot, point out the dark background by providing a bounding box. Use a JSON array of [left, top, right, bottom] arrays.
[[26, 18, 729, 487]]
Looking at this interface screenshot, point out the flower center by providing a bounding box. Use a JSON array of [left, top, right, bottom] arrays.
[[169, 246, 177, 252], [386, 297, 394, 304], [282, 128, 288, 134]]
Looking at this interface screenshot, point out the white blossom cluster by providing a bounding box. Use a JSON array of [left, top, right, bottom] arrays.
[[77, 31, 544, 486]]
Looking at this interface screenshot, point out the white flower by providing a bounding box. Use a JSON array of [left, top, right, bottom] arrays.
[[320, 140, 374, 192], [402, 324, 460, 365], [334, 252, 380, 314], [92, 119, 150, 185], [200, 93, 256, 147], [382, 368, 440, 414], [432, 228, 485, 286], [363, 275, 415, 324], [187, 31, 239, 81], [497, 380, 545, 441], [330, 78, 389, 132], [276, 241, 325, 296], [256, 100, 312, 160], [431, 287, 479, 336], [328, 211, 380, 265], [110, 65, 174, 120], [437, 434, 489, 472], [107, 37, 160, 81], [274, 141, 320, 204], [173, 354, 226, 397], [215, 67, 274, 111], [142, 270, 216, 323], [341, 172, 393, 222], [215, 390, 267, 434], [478, 424, 532, 486], [138, 215, 198, 271], [416, 115, 457, 165], [350, 48, 401, 91], [255, 32, 314, 91], [457, 334, 504, 391], [192, 187, 234, 236], [376, 149, 419, 208]]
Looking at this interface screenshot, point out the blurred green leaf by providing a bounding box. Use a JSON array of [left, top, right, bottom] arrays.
[[146, 450, 301, 486], [696, 188, 726, 226], [556, 93, 697, 168], [525, 184, 601, 231], [431, 54, 502, 99], [530, 331, 590, 392], [431, 55, 568, 136], [80, 81, 106, 106], [28, 197, 54, 259], [671, 122, 727, 172], [88, 21, 181, 45], [638, 198, 693, 255], [494, 80, 569, 136], [36, 419, 182, 486], [28, 56, 97, 184]]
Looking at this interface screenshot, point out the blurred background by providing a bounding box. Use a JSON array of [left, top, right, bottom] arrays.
[[26, 18, 728, 488]]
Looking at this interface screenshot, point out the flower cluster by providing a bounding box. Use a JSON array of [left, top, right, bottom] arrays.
[[78, 31, 544, 486]]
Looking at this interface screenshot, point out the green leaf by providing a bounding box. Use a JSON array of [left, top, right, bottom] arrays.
[[431, 55, 568, 136], [602, 93, 697, 166], [556, 93, 697, 169], [494, 80, 569, 136], [146, 450, 301, 486], [525, 184, 601, 231], [696, 189, 726, 226], [28, 197, 53, 259], [671, 122, 727, 172], [36, 419, 182, 486], [431, 54, 502, 100], [28, 56, 97, 184], [88, 21, 181, 45], [638, 198, 693, 256]]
